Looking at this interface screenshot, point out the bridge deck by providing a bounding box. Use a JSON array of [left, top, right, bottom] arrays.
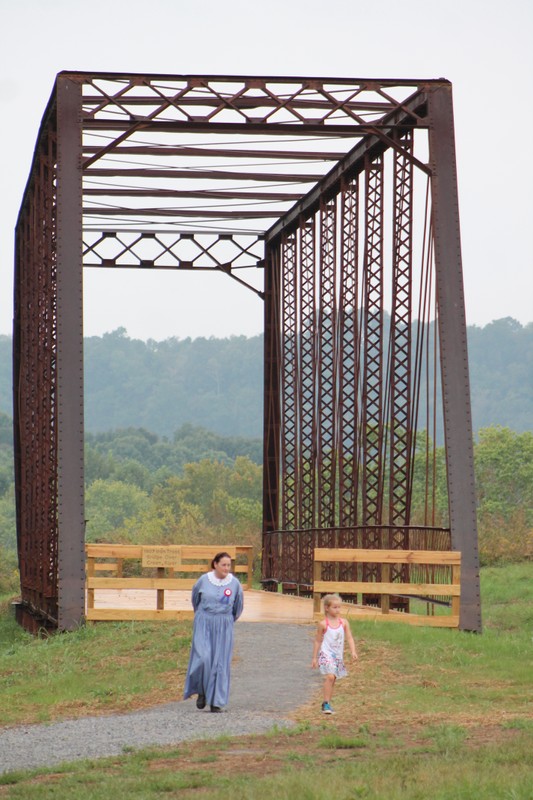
[[86, 588, 388, 624], [88, 588, 314, 623]]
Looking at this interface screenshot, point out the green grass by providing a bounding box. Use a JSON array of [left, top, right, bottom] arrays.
[[335, 562, 533, 724], [1, 730, 532, 799], [1, 562, 532, 798], [319, 731, 369, 749], [0, 603, 191, 725]]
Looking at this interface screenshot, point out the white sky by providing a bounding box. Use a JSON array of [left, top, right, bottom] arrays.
[[1, 0, 531, 342]]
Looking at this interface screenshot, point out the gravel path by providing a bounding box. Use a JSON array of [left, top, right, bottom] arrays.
[[0, 622, 319, 775]]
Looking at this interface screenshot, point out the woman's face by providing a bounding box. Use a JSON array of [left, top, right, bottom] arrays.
[[213, 556, 232, 578]]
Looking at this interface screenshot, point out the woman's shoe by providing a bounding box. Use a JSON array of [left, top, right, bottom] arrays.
[[196, 694, 206, 709], [210, 705, 222, 713]]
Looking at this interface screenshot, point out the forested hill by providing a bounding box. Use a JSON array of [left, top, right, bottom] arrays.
[[0, 317, 531, 438]]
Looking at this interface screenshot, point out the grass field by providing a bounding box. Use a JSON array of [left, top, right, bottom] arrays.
[[0, 562, 532, 798]]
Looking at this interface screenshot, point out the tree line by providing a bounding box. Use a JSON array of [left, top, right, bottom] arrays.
[[0, 316, 531, 440], [0, 412, 531, 594]]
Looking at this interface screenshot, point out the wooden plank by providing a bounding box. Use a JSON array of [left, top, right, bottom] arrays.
[[88, 577, 197, 590], [86, 544, 252, 558], [85, 542, 253, 558], [172, 563, 249, 573], [85, 586, 457, 627], [452, 564, 461, 617], [314, 610, 459, 627], [86, 608, 194, 621], [87, 588, 313, 623], [94, 563, 119, 572], [86, 557, 95, 610], [87, 544, 251, 562], [86, 545, 143, 558], [178, 546, 237, 558], [313, 560, 322, 614], [313, 580, 460, 596], [313, 548, 461, 565], [381, 564, 390, 614], [156, 567, 165, 610]]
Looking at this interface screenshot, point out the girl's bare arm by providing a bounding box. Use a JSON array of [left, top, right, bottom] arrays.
[[311, 621, 326, 667], [344, 620, 358, 660]]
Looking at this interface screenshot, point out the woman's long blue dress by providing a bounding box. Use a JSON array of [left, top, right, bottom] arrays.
[[183, 571, 244, 708]]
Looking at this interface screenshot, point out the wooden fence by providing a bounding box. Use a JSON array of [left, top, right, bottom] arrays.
[[86, 544, 253, 621], [313, 548, 461, 627]]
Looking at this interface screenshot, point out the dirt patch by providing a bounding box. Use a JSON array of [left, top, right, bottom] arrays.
[[128, 715, 525, 785]]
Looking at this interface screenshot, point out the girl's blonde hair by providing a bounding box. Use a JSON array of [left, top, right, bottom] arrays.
[[322, 593, 341, 609]]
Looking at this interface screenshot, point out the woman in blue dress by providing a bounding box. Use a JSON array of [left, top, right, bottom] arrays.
[[183, 552, 244, 712]]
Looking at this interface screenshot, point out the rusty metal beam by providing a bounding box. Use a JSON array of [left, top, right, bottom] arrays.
[[83, 121, 381, 135], [262, 245, 281, 584], [55, 77, 86, 632], [84, 167, 323, 182], [83, 207, 283, 219], [83, 189, 304, 201], [428, 85, 481, 633], [298, 220, 316, 531], [82, 146, 344, 161]]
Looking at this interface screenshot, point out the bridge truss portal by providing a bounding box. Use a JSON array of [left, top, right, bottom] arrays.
[[13, 73, 481, 632]]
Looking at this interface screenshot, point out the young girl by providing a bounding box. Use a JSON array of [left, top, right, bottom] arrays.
[[311, 593, 358, 714]]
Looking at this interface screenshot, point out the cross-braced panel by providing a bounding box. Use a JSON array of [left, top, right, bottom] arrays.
[[298, 220, 317, 531], [362, 156, 385, 536], [281, 232, 299, 534], [389, 133, 414, 534], [338, 177, 361, 584], [14, 121, 58, 628], [338, 177, 360, 532]]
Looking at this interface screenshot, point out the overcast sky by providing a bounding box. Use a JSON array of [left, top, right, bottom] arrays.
[[1, 0, 531, 342]]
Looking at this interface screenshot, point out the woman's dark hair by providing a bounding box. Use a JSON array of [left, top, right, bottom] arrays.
[[211, 552, 232, 569]]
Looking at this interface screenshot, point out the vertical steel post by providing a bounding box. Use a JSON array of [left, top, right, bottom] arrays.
[[298, 219, 317, 588], [428, 84, 481, 632], [262, 244, 281, 583], [388, 133, 414, 606], [298, 219, 317, 532], [56, 77, 85, 631], [338, 177, 360, 534], [280, 232, 299, 534], [338, 177, 361, 587], [13, 101, 59, 631], [280, 232, 299, 588], [317, 199, 337, 533]]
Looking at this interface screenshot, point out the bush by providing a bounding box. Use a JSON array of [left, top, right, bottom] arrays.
[[478, 509, 533, 566], [0, 545, 20, 595]]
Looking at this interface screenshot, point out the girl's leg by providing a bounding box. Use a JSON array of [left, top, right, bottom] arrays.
[[323, 674, 336, 703]]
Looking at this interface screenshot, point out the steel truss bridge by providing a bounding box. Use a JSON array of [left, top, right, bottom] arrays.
[[13, 73, 481, 633]]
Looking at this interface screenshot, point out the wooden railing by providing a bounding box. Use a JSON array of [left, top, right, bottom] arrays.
[[313, 548, 461, 628], [86, 544, 253, 621]]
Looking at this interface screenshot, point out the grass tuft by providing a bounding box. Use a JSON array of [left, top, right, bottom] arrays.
[[319, 733, 368, 749]]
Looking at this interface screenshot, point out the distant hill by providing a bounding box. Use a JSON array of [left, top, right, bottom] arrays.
[[0, 317, 531, 438]]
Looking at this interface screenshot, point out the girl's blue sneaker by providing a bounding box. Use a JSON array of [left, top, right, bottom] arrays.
[[321, 702, 334, 714]]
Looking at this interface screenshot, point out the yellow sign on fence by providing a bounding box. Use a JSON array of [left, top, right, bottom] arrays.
[[141, 546, 181, 569]]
